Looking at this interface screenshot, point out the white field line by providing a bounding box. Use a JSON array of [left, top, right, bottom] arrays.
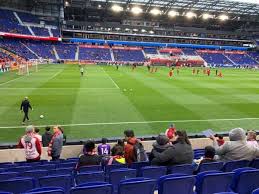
[[0, 88, 120, 90], [101, 67, 120, 89], [0, 76, 25, 86], [1, 117, 259, 129], [49, 69, 63, 80]]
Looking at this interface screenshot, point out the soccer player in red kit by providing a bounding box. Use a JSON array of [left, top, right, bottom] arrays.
[[169, 68, 174, 78], [192, 68, 196, 75], [207, 68, 211, 76]]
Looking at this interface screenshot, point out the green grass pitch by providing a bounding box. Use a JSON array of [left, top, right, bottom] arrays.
[[0, 64, 259, 143]]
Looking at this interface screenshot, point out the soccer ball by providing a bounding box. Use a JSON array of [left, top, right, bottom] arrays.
[[40, 115, 44, 119]]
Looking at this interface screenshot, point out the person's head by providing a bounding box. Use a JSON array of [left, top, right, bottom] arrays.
[[24, 96, 28, 100], [156, 134, 169, 146], [25, 125, 34, 134], [111, 145, 124, 156], [170, 123, 175, 128], [174, 130, 191, 145], [124, 129, 135, 141], [247, 130, 257, 141], [34, 127, 40, 134], [229, 128, 246, 141], [53, 125, 61, 133], [204, 146, 216, 159], [117, 139, 124, 147], [84, 140, 96, 153], [101, 138, 108, 145], [45, 126, 51, 132]]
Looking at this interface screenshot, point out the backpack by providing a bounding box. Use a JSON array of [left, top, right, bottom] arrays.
[[133, 142, 149, 162]]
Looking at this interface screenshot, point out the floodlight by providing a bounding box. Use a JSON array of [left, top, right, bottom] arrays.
[[141, 29, 146, 32], [219, 14, 229, 21], [115, 28, 120, 31], [202, 13, 213, 20], [133, 29, 138, 32], [65, 1, 70, 6], [98, 4, 102, 8], [111, 4, 123, 12], [149, 30, 154, 34], [150, 8, 161, 16], [186, 11, 197, 19], [168, 10, 179, 17], [131, 7, 143, 15]]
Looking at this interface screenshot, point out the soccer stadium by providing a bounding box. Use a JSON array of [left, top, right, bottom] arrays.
[[0, 0, 259, 193]]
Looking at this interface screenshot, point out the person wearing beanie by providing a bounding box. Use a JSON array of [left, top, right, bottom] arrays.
[[151, 131, 194, 166], [210, 128, 259, 161], [17, 125, 42, 162]]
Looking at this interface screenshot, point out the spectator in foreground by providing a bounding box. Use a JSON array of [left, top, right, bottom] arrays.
[[151, 130, 194, 166], [76, 140, 102, 169], [17, 125, 42, 162], [42, 126, 52, 147], [124, 129, 138, 164], [47, 126, 63, 160], [98, 138, 111, 156], [215, 134, 225, 146], [106, 144, 126, 165], [247, 130, 258, 148], [111, 139, 124, 156], [211, 128, 259, 161], [149, 134, 172, 163], [34, 127, 42, 143], [194, 146, 216, 174]]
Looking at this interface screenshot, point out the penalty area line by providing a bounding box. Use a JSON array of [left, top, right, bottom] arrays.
[[0, 117, 259, 129]]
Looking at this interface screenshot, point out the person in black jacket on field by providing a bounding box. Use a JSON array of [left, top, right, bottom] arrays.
[[42, 126, 53, 147], [20, 97, 33, 125]]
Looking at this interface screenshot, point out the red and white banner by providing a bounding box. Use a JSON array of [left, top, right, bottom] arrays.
[[0, 32, 60, 41]]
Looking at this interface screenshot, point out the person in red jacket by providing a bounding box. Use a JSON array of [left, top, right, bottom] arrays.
[[17, 125, 42, 162], [124, 129, 138, 164]]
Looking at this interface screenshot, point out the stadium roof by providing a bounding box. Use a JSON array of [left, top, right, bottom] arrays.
[[91, 0, 259, 16]]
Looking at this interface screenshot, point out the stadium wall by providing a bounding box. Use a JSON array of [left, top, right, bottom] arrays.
[[0, 137, 224, 163]]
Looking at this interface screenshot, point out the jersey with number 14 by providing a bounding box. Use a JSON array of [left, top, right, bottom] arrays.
[[97, 144, 111, 155]]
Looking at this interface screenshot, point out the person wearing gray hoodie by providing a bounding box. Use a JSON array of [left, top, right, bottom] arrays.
[[211, 128, 259, 161]]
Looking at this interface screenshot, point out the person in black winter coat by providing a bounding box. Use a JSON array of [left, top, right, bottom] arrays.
[[151, 130, 194, 166], [20, 97, 33, 124], [42, 126, 53, 147]]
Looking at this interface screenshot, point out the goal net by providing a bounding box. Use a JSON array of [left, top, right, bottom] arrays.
[[17, 60, 38, 75]]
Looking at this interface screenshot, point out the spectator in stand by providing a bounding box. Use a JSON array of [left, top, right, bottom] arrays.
[[34, 127, 42, 143], [210, 128, 259, 161], [215, 134, 225, 146], [151, 130, 194, 166], [76, 140, 102, 169], [111, 139, 124, 156], [247, 130, 258, 148], [98, 138, 111, 156], [194, 146, 216, 174], [42, 126, 52, 147], [124, 129, 138, 164], [105, 144, 126, 165], [17, 125, 42, 162], [149, 134, 172, 163], [47, 126, 63, 160], [165, 124, 176, 142]]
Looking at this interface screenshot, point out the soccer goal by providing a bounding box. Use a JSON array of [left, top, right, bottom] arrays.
[[17, 60, 38, 75]]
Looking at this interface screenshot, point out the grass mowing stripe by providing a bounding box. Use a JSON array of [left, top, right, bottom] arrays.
[[101, 66, 120, 89], [0, 117, 258, 129]]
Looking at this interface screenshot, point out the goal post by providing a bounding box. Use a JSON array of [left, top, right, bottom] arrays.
[[17, 60, 39, 75]]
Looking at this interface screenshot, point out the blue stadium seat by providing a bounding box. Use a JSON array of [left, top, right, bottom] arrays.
[[168, 164, 194, 175], [35, 164, 56, 171], [231, 169, 259, 194], [20, 170, 48, 179], [58, 162, 76, 169], [0, 177, 36, 194], [195, 171, 233, 194], [230, 167, 256, 189], [109, 169, 136, 193], [140, 166, 167, 181], [78, 165, 102, 173], [39, 175, 72, 194], [130, 162, 150, 176], [196, 162, 224, 173], [48, 168, 73, 176], [75, 171, 105, 185], [0, 172, 19, 181], [0, 168, 5, 173], [250, 158, 259, 169], [0, 191, 12, 194], [7, 166, 32, 173], [214, 193, 237, 194], [0, 164, 15, 169], [118, 178, 156, 194], [71, 183, 113, 194], [252, 188, 259, 194], [222, 160, 250, 172], [158, 174, 196, 194], [22, 187, 64, 194], [105, 164, 128, 175]]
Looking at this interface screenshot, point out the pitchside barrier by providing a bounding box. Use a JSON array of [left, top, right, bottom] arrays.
[[0, 137, 229, 163]]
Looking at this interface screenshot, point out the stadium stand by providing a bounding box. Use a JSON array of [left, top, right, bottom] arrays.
[[225, 53, 258, 66], [113, 48, 145, 62], [30, 27, 50, 37], [79, 46, 112, 61], [55, 43, 77, 60]]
